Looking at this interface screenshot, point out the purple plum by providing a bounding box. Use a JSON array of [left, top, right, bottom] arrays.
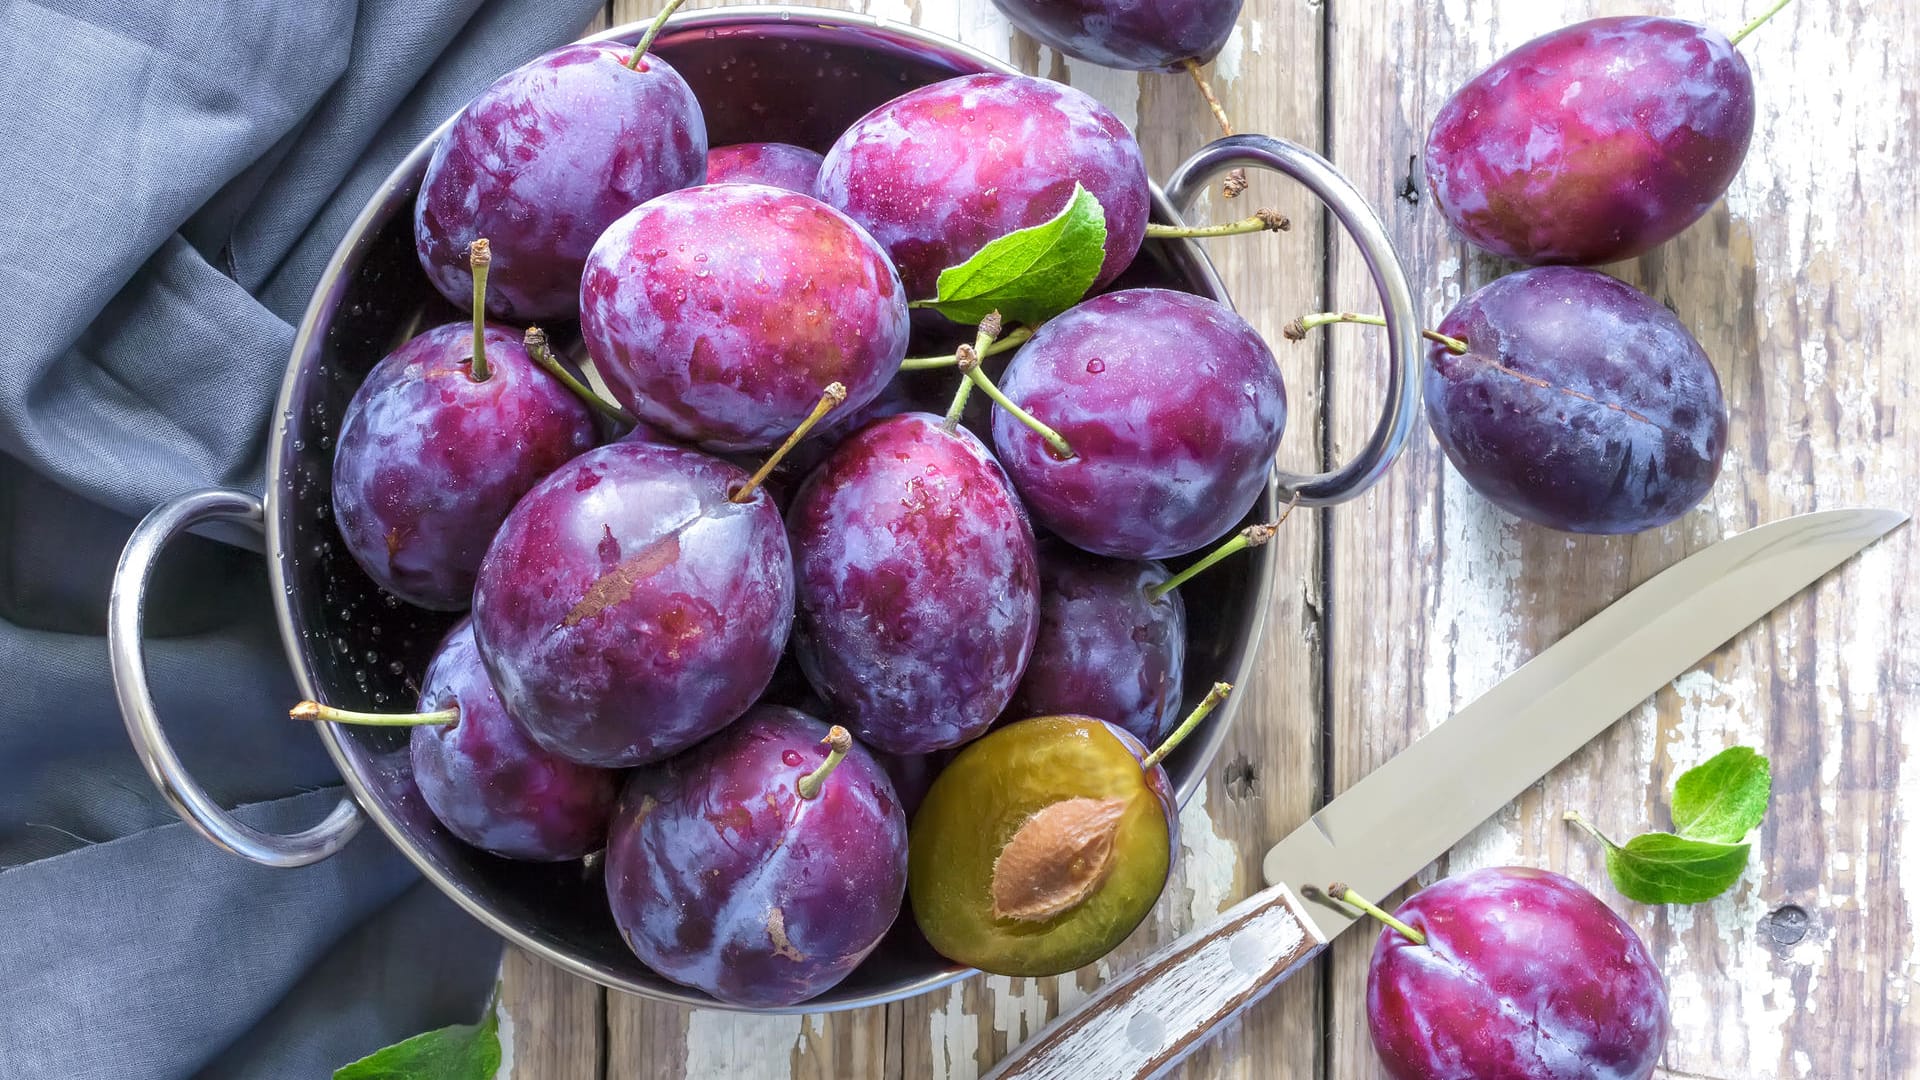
[[788, 413, 1040, 754], [816, 73, 1150, 299], [409, 621, 619, 861], [991, 0, 1243, 72], [1008, 540, 1185, 745], [580, 183, 910, 453], [472, 440, 793, 767], [415, 41, 706, 321], [991, 288, 1285, 559], [332, 321, 596, 610], [705, 141, 825, 192], [605, 707, 907, 1007], [1425, 267, 1728, 534], [1367, 866, 1669, 1080], [1425, 17, 1755, 266]]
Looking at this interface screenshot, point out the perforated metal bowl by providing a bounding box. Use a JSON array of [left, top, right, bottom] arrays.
[[110, 6, 1419, 1011]]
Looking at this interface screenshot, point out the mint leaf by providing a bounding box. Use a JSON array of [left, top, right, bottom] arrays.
[[1564, 744, 1771, 906], [335, 999, 501, 1080], [1599, 832, 1753, 906], [919, 184, 1107, 326], [1671, 746, 1771, 844]]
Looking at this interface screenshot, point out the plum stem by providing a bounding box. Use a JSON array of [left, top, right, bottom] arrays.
[[1141, 682, 1232, 770], [290, 700, 458, 727], [732, 382, 846, 503], [1286, 312, 1662, 427], [1327, 883, 1426, 946], [1731, 0, 1793, 46], [1563, 810, 1621, 850], [1182, 58, 1248, 199], [944, 313, 1003, 430], [467, 239, 492, 381], [1147, 495, 1300, 603], [524, 327, 639, 425], [797, 725, 854, 799], [965, 356, 1075, 460], [902, 326, 1032, 370], [1145, 209, 1288, 240], [1284, 311, 1469, 354], [628, 0, 688, 69]]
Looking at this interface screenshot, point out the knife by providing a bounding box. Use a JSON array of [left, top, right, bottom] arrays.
[[985, 507, 1905, 1080]]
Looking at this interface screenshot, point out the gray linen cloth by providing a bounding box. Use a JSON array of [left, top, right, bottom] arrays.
[[0, 0, 604, 1074]]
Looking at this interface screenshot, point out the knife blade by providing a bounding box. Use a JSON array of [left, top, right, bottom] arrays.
[[986, 508, 1905, 1080]]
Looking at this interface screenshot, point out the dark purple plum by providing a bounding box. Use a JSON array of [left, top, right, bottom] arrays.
[[580, 184, 909, 453], [605, 707, 907, 1007], [1366, 867, 1669, 1080], [705, 142, 825, 192], [788, 413, 1040, 754], [991, 0, 1243, 72], [816, 73, 1150, 299], [1425, 17, 1755, 266], [1425, 267, 1728, 534], [991, 288, 1285, 559], [332, 320, 596, 610], [407, 621, 619, 861], [1008, 540, 1185, 745], [415, 41, 706, 321], [472, 440, 793, 767]]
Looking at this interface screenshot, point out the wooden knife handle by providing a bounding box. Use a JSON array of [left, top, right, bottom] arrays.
[[985, 882, 1329, 1080]]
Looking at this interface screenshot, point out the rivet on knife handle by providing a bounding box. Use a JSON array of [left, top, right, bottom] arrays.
[[984, 882, 1327, 1080]]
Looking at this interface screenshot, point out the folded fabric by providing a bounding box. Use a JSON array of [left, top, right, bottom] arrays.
[[0, 0, 603, 1073]]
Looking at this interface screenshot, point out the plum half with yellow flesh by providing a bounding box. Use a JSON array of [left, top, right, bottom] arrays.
[[908, 683, 1231, 976]]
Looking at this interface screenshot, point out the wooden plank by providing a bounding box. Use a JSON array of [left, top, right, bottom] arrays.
[[572, 2, 1330, 1078], [1322, 0, 1920, 1077], [499, 948, 605, 1080]]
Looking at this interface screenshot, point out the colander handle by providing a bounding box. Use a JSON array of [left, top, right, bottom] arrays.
[[1165, 134, 1422, 507], [109, 488, 363, 867]]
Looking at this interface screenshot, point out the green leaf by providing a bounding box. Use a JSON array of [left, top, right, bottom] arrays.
[[1671, 746, 1771, 844], [919, 184, 1108, 326], [1599, 832, 1754, 906], [335, 999, 501, 1080]]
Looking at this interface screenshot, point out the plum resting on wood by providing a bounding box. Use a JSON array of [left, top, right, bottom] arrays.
[[415, 41, 706, 320], [1424, 267, 1728, 534], [580, 183, 909, 453], [1424, 17, 1755, 266], [1365, 866, 1669, 1080], [605, 707, 907, 1006], [816, 73, 1149, 300], [990, 0, 1244, 72]]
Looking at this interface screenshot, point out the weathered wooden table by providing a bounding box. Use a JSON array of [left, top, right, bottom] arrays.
[[497, 1, 1920, 1076]]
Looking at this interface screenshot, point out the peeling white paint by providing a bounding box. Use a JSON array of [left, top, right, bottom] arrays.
[[1213, 25, 1246, 85], [1248, 19, 1266, 57], [681, 1012, 815, 1080], [1174, 780, 1238, 924], [930, 981, 981, 1080], [862, 0, 915, 26], [493, 989, 516, 1080]]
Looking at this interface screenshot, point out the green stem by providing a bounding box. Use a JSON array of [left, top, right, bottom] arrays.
[[524, 327, 639, 425], [290, 700, 458, 727], [1563, 810, 1621, 850], [945, 314, 1004, 431], [1148, 510, 1291, 603], [1181, 58, 1248, 199], [468, 239, 492, 381], [1145, 209, 1288, 240], [733, 382, 846, 503], [1730, 0, 1793, 46], [901, 326, 1032, 371], [1141, 682, 1232, 770], [628, 0, 689, 69], [966, 361, 1074, 460], [1284, 311, 1468, 354], [1327, 883, 1426, 946], [797, 726, 853, 799]]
